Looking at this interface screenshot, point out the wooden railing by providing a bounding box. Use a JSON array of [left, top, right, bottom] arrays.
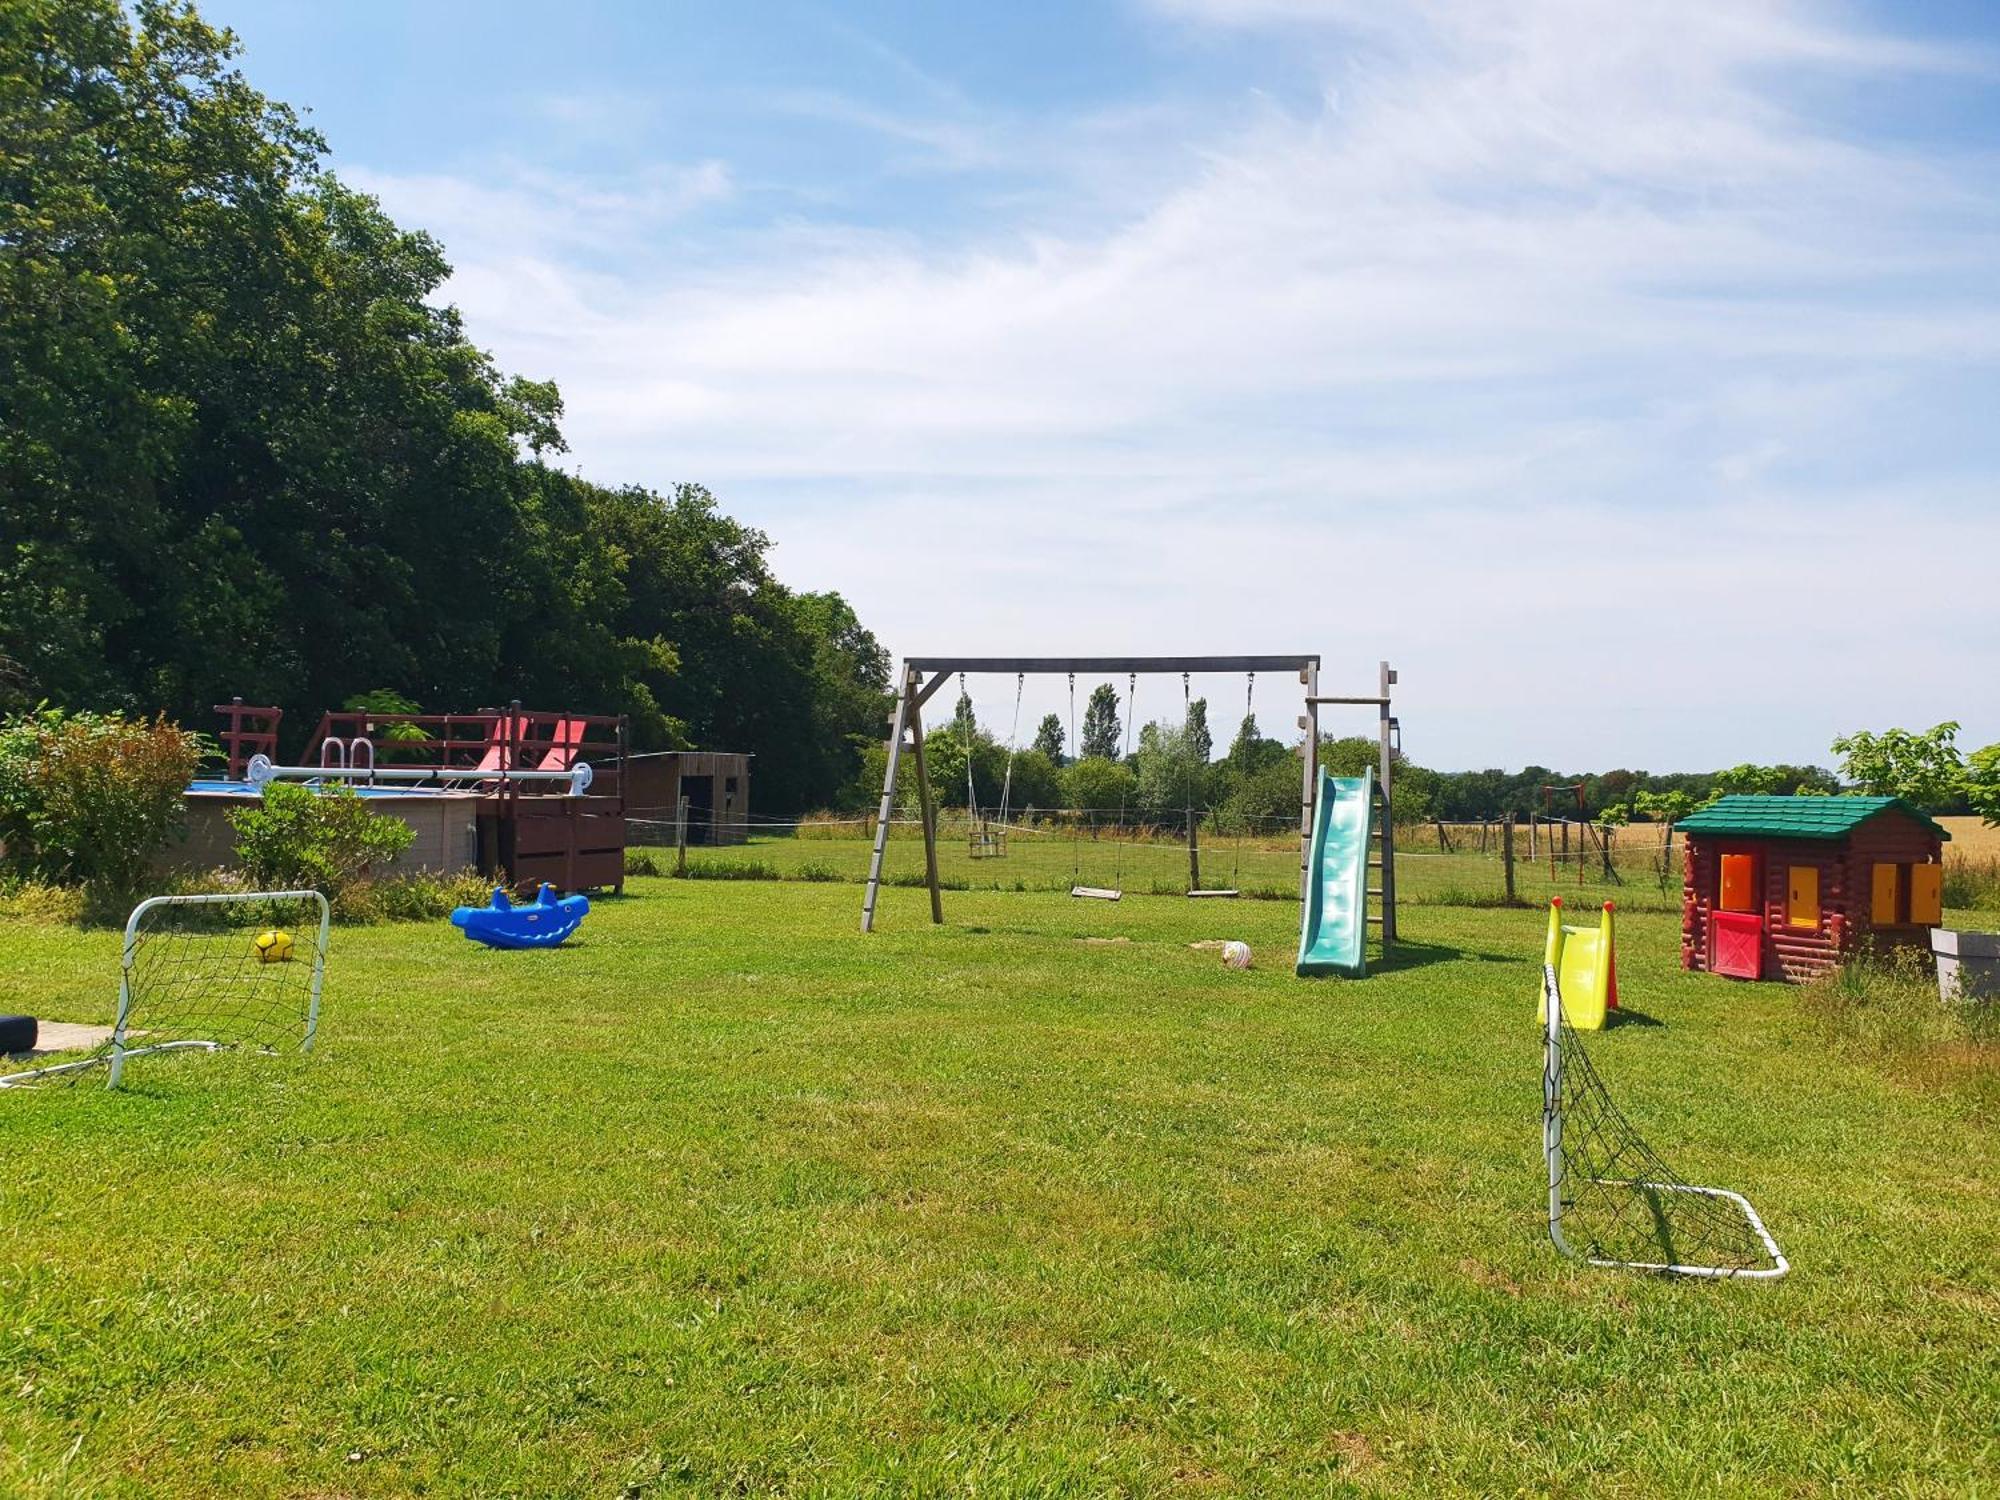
[[212, 699, 282, 780]]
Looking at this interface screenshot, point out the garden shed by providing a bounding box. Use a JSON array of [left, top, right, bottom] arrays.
[[1677, 795, 1947, 982], [622, 750, 751, 845]]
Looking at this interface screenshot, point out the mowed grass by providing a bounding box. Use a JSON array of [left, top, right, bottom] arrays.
[[0, 880, 1995, 1496]]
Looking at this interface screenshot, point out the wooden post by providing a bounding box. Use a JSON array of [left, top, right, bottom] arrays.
[[1600, 822, 1617, 882], [1299, 661, 1319, 903], [1187, 810, 1201, 893], [1502, 812, 1517, 904], [861, 669, 914, 932], [1376, 660, 1398, 944], [675, 795, 689, 877], [907, 695, 944, 925]]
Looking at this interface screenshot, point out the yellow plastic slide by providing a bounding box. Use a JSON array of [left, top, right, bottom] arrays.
[[1539, 898, 1618, 1030]]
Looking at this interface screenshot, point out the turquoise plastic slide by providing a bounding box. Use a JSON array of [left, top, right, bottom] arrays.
[[1296, 767, 1374, 978]]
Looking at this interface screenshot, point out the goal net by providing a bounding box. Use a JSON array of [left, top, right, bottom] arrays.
[[0, 890, 330, 1091], [1541, 963, 1788, 1278]]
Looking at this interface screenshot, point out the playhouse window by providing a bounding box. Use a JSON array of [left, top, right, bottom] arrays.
[[1910, 864, 1943, 925], [1786, 866, 1819, 930]]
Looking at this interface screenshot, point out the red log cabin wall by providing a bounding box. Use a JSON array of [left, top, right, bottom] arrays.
[[1844, 815, 1945, 951], [1682, 836, 1712, 973], [1764, 839, 1844, 982]]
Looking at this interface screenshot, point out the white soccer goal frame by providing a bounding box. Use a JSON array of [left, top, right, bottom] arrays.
[[0, 890, 331, 1091], [1542, 963, 1790, 1280]]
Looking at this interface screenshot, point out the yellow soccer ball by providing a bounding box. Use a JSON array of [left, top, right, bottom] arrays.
[[253, 929, 294, 964]]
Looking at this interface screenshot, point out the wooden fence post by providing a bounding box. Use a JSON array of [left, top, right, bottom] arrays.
[[1502, 812, 1516, 904], [675, 795, 689, 876]]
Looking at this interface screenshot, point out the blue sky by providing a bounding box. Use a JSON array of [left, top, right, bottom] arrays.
[[206, 0, 2000, 771]]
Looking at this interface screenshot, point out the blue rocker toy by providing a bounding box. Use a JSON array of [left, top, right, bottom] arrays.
[[450, 883, 589, 949]]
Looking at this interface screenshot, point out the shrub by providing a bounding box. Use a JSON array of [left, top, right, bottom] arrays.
[[1802, 946, 1999, 1054], [1219, 757, 1301, 831], [228, 784, 415, 900], [626, 847, 667, 877], [1944, 854, 2000, 912], [0, 876, 89, 925], [677, 860, 783, 882], [1062, 756, 1137, 815], [337, 868, 491, 923], [0, 708, 203, 894]]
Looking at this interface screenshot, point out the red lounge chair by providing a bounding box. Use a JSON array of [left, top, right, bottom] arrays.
[[537, 718, 590, 773]]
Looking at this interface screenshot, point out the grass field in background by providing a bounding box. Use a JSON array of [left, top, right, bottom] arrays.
[[1939, 816, 2000, 857], [1, 879, 1995, 1496], [649, 816, 1686, 912]]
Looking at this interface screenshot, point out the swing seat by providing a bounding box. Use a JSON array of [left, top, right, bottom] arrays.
[[1187, 888, 1239, 899], [1070, 886, 1122, 901]]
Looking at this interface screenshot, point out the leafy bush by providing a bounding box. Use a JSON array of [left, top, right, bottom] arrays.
[[342, 689, 433, 762], [1062, 756, 1137, 814], [0, 876, 89, 925], [228, 784, 415, 900], [337, 869, 491, 924], [1219, 757, 1301, 831], [0, 708, 203, 893], [1966, 743, 2000, 826]]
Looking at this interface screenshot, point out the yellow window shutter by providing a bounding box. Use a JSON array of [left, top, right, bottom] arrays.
[[1910, 864, 1943, 925], [1871, 863, 1900, 924], [1787, 866, 1820, 929]]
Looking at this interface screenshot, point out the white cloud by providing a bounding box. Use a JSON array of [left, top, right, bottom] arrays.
[[345, 158, 731, 262], [351, 0, 2000, 767]]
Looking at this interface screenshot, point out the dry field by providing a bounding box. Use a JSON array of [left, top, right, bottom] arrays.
[[1939, 815, 2000, 857]]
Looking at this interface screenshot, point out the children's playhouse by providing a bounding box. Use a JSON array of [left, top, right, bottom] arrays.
[[1676, 795, 1947, 982]]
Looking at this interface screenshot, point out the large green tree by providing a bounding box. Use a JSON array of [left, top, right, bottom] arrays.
[[1031, 713, 1065, 765], [1830, 723, 1964, 808], [1080, 683, 1122, 761], [0, 1, 889, 811]]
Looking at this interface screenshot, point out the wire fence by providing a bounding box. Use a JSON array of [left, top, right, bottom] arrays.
[[629, 807, 1689, 910]]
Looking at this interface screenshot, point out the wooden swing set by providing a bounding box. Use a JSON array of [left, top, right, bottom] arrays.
[[859, 655, 1400, 937]]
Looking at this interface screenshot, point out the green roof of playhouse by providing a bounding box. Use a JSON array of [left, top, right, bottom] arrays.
[[1674, 794, 1949, 842]]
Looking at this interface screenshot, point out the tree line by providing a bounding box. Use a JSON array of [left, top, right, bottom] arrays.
[[877, 685, 1999, 831], [1, 1, 891, 813]]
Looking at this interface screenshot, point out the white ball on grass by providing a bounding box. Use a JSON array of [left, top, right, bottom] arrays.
[[1221, 941, 1252, 970]]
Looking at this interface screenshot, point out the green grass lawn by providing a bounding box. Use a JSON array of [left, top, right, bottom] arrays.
[[1, 879, 1995, 1496]]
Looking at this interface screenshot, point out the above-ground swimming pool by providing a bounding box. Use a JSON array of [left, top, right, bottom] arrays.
[[174, 780, 483, 872], [187, 778, 460, 798]]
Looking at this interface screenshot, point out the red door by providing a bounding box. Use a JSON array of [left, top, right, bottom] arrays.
[[1711, 909, 1763, 979]]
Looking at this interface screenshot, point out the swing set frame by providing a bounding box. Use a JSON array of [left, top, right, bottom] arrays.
[[859, 655, 1400, 937]]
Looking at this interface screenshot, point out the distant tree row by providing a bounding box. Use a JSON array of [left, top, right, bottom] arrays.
[[0, 1, 890, 812], [866, 685, 1999, 830]]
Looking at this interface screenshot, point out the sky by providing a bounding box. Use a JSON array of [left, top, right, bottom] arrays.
[[203, 0, 2000, 772]]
